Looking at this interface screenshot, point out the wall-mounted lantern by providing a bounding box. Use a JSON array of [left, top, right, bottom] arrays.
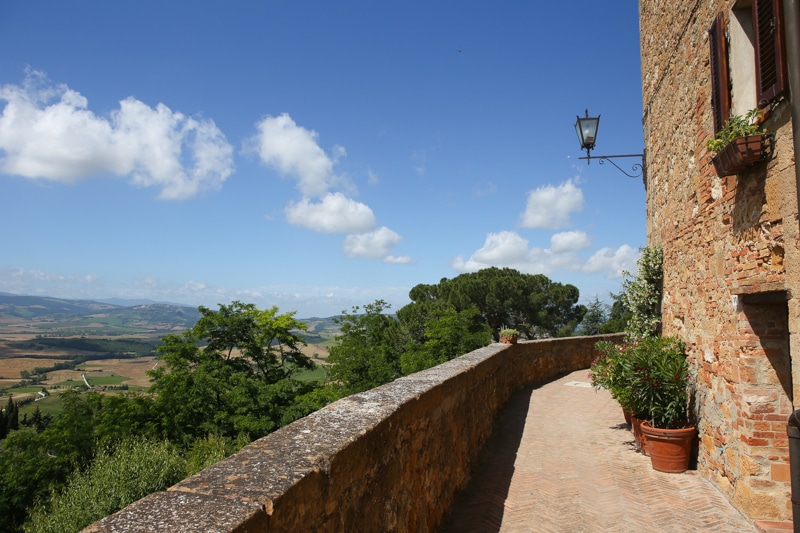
[[574, 109, 646, 181]]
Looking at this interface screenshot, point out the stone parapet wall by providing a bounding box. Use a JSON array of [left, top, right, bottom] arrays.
[[83, 334, 621, 532], [639, 0, 798, 521]]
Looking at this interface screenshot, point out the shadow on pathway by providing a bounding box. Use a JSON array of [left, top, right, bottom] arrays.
[[438, 369, 757, 533]]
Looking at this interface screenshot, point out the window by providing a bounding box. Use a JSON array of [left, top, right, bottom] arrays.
[[707, 0, 787, 133], [709, 14, 731, 134], [753, 0, 788, 105]]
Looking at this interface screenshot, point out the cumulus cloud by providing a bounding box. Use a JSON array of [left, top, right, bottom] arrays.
[[249, 113, 341, 198], [248, 112, 409, 263], [550, 230, 591, 253], [452, 231, 551, 273], [519, 178, 584, 229], [452, 230, 632, 279], [344, 226, 410, 263], [0, 69, 234, 199], [582, 244, 639, 278], [285, 192, 376, 233]]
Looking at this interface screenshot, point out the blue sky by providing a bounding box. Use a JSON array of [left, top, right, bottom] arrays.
[[0, 1, 645, 318]]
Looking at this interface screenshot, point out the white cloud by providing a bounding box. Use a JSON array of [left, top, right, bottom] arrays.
[[465, 231, 532, 265], [344, 226, 409, 263], [519, 178, 584, 229], [452, 230, 634, 280], [250, 112, 338, 198], [247, 113, 408, 263], [285, 192, 376, 233], [452, 231, 552, 273], [0, 69, 233, 199], [550, 231, 591, 253], [582, 244, 639, 278]]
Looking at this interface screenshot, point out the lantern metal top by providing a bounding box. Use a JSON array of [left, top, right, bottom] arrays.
[[575, 109, 600, 155]]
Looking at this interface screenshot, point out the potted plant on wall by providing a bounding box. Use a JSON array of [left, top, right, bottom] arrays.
[[499, 327, 519, 344], [706, 108, 773, 177], [629, 336, 695, 473]]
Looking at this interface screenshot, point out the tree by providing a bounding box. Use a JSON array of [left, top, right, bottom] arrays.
[[148, 302, 316, 444], [577, 296, 608, 336], [327, 300, 403, 394], [622, 246, 663, 340], [1, 396, 19, 439], [24, 437, 186, 533], [599, 292, 630, 334], [407, 268, 586, 339], [399, 305, 491, 374]]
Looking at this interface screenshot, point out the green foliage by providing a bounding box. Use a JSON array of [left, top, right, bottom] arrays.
[[184, 433, 247, 477], [400, 306, 491, 374], [278, 386, 345, 426], [499, 327, 519, 337], [622, 246, 663, 340], [327, 300, 403, 394], [590, 341, 636, 414], [1, 395, 19, 439], [148, 301, 317, 444], [627, 337, 691, 428], [599, 292, 630, 334], [706, 108, 764, 153], [24, 437, 186, 533], [407, 267, 585, 340], [591, 337, 691, 429], [577, 296, 608, 336]]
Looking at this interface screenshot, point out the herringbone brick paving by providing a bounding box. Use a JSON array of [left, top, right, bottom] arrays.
[[439, 370, 758, 533]]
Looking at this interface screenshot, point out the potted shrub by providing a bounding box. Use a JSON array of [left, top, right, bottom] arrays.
[[591, 340, 643, 450], [499, 327, 519, 344], [707, 108, 772, 177], [627, 336, 695, 473]]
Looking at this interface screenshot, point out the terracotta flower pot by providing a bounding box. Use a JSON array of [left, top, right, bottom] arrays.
[[631, 416, 648, 456], [711, 134, 771, 177], [622, 408, 632, 427], [500, 334, 518, 345], [640, 421, 695, 473]]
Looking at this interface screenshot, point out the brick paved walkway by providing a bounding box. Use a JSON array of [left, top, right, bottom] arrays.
[[439, 369, 759, 533]]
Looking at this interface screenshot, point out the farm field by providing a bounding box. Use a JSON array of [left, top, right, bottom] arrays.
[[0, 294, 338, 415]]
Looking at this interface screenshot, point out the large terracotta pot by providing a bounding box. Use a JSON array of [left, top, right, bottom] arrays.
[[622, 408, 632, 427], [631, 416, 648, 456], [640, 421, 695, 473]]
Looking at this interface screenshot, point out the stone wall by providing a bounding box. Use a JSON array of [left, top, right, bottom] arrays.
[[83, 334, 621, 532], [639, 0, 798, 521]]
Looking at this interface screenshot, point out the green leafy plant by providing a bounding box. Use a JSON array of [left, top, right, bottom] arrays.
[[591, 336, 691, 429], [622, 246, 663, 341], [590, 340, 636, 414], [706, 108, 765, 154], [627, 336, 691, 429], [499, 327, 519, 337]]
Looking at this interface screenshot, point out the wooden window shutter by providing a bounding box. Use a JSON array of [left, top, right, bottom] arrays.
[[753, 0, 788, 105], [708, 14, 730, 134]]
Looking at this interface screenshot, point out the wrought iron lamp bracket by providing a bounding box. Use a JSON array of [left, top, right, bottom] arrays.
[[578, 153, 646, 180]]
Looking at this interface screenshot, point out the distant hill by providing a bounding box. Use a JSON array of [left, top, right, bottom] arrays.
[[0, 294, 200, 336], [0, 293, 340, 340]]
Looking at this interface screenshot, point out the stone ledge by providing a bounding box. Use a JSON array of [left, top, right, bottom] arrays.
[[84, 334, 622, 532]]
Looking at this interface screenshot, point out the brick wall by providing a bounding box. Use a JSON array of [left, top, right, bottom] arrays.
[[639, 0, 798, 521], [83, 334, 622, 532]]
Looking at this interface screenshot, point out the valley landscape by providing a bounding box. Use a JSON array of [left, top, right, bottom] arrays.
[[0, 293, 338, 414]]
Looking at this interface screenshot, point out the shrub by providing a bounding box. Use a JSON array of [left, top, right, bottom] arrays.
[[24, 437, 185, 533]]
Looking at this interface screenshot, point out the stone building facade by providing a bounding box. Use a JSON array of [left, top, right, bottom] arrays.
[[639, 0, 799, 521]]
